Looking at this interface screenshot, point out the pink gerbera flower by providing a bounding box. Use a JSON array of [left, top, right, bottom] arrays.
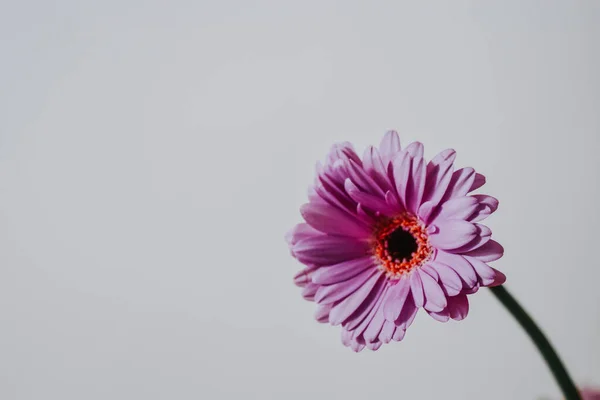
[[286, 130, 505, 352]]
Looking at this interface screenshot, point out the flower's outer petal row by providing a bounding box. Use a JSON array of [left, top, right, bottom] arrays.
[[342, 288, 418, 352], [287, 131, 504, 351]]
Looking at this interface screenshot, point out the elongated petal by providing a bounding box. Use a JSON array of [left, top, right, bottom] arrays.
[[314, 268, 377, 304], [363, 146, 391, 190], [434, 251, 478, 288], [343, 277, 387, 330], [405, 141, 424, 159], [383, 279, 411, 321], [354, 286, 389, 340], [285, 223, 321, 246], [408, 156, 426, 213], [428, 261, 463, 296], [301, 283, 318, 301], [392, 152, 411, 208], [447, 294, 469, 321], [429, 220, 478, 250], [345, 179, 397, 216], [395, 295, 418, 329], [379, 320, 396, 343], [315, 304, 332, 323], [379, 130, 401, 166], [443, 167, 476, 200], [465, 255, 497, 286], [419, 269, 447, 312], [428, 308, 450, 322], [293, 236, 369, 265], [434, 196, 479, 222], [470, 173, 486, 192], [453, 223, 492, 253], [329, 272, 384, 326], [293, 266, 318, 287], [463, 240, 504, 262], [468, 194, 499, 222], [428, 149, 456, 168], [392, 328, 406, 342], [423, 152, 455, 208], [301, 203, 370, 238], [312, 257, 377, 285], [346, 159, 386, 197], [410, 271, 425, 307]]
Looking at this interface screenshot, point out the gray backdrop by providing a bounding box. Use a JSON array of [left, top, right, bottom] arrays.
[[1, 1, 599, 399]]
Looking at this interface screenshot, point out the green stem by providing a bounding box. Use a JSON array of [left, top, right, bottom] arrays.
[[489, 285, 581, 400]]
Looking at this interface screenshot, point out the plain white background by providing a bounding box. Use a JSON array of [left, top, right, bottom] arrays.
[[1, 1, 599, 399]]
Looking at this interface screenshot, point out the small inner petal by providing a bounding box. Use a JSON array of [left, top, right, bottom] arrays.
[[373, 213, 432, 278]]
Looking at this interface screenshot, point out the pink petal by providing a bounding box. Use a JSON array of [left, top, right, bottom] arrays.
[[385, 190, 402, 212], [434, 196, 479, 222], [434, 251, 478, 288], [429, 261, 463, 296], [350, 341, 365, 353], [293, 266, 318, 287], [300, 203, 370, 238], [356, 203, 376, 225], [410, 272, 425, 307], [315, 174, 355, 214], [470, 173, 486, 192], [421, 264, 439, 281], [392, 328, 406, 342], [383, 279, 411, 322], [392, 151, 411, 208], [444, 167, 476, 200], [447, 294, 469, 321], [428, 308, 450, 322], [490, 268, 506, 286], [468, 194, 499, 222], [405, 141, 424, 159], [419, 269, 448, 312], [365, 341, 383, 351], [345, 179, 397, 216], [408, 156, 426, 214], [417, 201, 436, 223], [350, 285, 389, 338], [361, 288, 389, 342], [301, 283, 318, 301], [395, 296, 418, 329], [329, 272, 384, 326], [314, 304, 332, 323], [463, 240, 504, 262], [453, 223, 492, 253], [379, 130, 401, 166], [346, 159, 386, 197], [293, 235, 370, 265], [314, 268, 377, 304], [342, 277, 387, 330], [363, 146, 391, 190], [341, 329, 352, 346], [285, 223, 322, 246], [464, 255, 497, 286], [423, 152, 455, 209], [429, 220, 478, 250], [311, 257, 377, 285], [379, 320, 396, 343], [428, 149, 456, 168]]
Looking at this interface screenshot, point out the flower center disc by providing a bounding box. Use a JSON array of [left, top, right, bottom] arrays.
[[373, 214, 432, 278]]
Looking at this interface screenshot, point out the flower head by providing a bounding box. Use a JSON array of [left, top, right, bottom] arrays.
[[286, 131, 505, 352]]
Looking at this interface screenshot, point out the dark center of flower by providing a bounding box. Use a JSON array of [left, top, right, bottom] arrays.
[[373, 213, 432, 278], [386, 228, 418, 262]]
